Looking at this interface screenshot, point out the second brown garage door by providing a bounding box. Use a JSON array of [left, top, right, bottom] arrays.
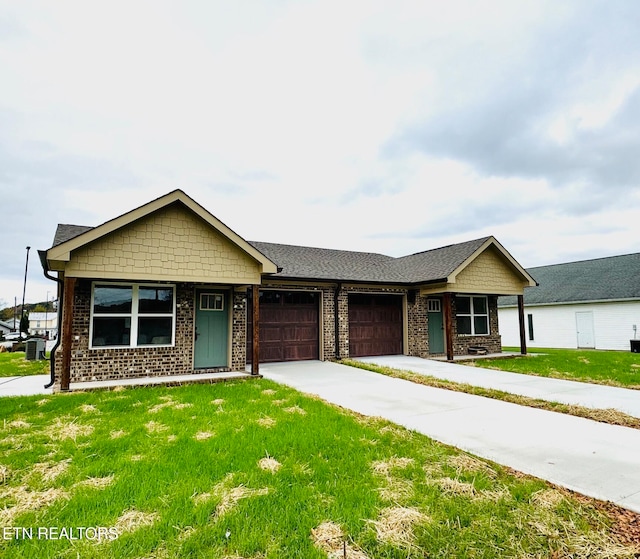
[[247, 291, 319, 363], [348, 293, 403, 357]]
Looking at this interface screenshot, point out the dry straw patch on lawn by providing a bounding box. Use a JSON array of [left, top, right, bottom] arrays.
[[283, 405, 306, 415], [75, 475, 115, 490], [258, 456, 281, 473], [145, 421, 169, 434], [0, 485, 69, 524], [211, 398, 225, 405], [148, 397, 193, 414], [5, 419, 31, 429], [446, 453, 497, 478], [368, 507, 430, 547], [44, 417, 94, 441], [79, 404, 99, 414], [371, 456, 414, 477], [261, 389, 277, 396], [311, 521, 370, 559], [194, 431, 214, 441], [110, 429, 126, 439], [256, 416, 276, 428], [31, 458, 72, 483], [372, 456, 415, 502], [193, 474, 270, 518], [530, 488, 566, 509], [112, 509, 159, 535]]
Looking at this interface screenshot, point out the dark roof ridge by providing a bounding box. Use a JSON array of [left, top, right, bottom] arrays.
[[249, 239, 393, 258], [395, 235, 492, 260]]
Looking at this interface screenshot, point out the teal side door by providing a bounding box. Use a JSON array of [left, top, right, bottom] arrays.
[[194, 290, 229, 368], [428, 298, 445, 354]]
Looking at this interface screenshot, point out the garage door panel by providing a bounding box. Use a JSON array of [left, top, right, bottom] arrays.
[[349, 294, 403, 357], [247, 291, 319, 363]]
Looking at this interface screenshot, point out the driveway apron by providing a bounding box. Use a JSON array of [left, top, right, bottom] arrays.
[[260, 360, 640, 513]]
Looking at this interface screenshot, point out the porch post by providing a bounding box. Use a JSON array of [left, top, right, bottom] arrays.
[[517, 294, 527, 355], [60, 276, 76, 391], [443, 293, 454, 361], [251, 284, 260, 375]]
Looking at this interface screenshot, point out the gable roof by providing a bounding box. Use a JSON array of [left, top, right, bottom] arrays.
[[251, 236, 536, 286], [44, 190, 534, 289], [499, 252, 640, 307], [45, 189, 278, 274]]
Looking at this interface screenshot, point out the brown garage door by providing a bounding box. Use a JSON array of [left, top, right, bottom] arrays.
[[247, 290, 319, 363], [348, 294, 403, 357]]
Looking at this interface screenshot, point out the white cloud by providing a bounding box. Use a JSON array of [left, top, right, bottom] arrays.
[[1, 0, 640, 307]]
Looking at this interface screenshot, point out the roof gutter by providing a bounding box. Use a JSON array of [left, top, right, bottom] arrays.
[[38, 250, 61, 389]]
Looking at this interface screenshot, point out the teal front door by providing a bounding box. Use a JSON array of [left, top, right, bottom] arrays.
[[428, 297, 445, 354], [194, 290, 229, 368]]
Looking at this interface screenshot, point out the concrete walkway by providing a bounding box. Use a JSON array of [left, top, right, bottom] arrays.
[[0, 374, 52, 397], [356, 355, 640, 419], [260, 360, 640, 513]]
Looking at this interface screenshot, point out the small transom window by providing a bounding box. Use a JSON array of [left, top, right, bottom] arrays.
[[427, 299, 441, 312], [200, 293, 224, 311]]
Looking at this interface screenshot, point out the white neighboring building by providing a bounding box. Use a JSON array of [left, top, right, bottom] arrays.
[[28, 312, 58, 339], [499, 253, 640, 351]]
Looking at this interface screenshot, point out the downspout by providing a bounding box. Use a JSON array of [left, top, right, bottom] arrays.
[[334, 283, 342, 360], [38, 250, 62, 389]]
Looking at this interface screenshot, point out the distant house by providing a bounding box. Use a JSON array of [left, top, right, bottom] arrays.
[[40, 189, 536, 391], [0, 318, 19, 335], [0, 320, 16, 337], [498, 253, 640, 351], [28, 312, 58, 339]]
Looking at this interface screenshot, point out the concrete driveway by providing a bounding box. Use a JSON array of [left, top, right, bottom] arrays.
[[260, 359, 640, 513], [356, 354, 640, 419]]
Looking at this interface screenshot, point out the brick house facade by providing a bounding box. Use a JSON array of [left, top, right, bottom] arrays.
[[41, 190, 536, 391]]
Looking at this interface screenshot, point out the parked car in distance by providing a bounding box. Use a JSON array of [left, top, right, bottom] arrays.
[[3, 332, 27, 341]]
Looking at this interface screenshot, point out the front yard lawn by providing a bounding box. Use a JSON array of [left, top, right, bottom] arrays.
[[476, 348, 640, 388], [1, 380, 638, 558], [0, 352, 49, 378]]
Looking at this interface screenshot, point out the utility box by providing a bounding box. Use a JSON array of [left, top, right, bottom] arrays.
[[25, 338, 45, 361], [631, 340, 640, 353]]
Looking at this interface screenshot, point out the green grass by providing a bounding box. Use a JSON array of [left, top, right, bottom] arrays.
[[1, 380, 636, 558], [0, 352, 49, 378], [477, 348, 640, 388]]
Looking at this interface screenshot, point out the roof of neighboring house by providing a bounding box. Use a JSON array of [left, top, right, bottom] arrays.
[[28, 313, 57, 322], [0, 318, 18, 329], [499, 252, 640, 307]]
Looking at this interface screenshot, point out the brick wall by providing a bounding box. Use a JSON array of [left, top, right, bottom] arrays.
[[231, 290, 247, 370], [54, 280, 249, 390], [451, 295, 502, 354], [407, 291, 429, 357]]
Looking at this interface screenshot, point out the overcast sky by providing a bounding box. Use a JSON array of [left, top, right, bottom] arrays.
[[1, 0, 640, 309]]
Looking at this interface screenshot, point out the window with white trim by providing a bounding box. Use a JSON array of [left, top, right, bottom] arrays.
[[90, 283, 175, 348], [455, 295, 489, 336]]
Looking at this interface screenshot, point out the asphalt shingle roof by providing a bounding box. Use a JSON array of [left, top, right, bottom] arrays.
[[499, 252, 640, 306], [53, 224, 94, 247], [249, 236, 491, 284], [51, 223, 494, 285]]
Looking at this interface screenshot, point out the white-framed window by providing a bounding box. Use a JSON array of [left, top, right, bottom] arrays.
[[427, 299, 441, 312], [455, 295, 489, 336], [90, 283, 176, 348]]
